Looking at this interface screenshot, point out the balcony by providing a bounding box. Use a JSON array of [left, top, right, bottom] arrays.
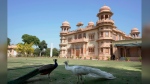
[[60, 37, 66, 40], [60, 31, 68, 34], [99, 44, 110, 48], [60, 47, 67, 50], [59, 43, 67, 46], [96, 19, 114, 26], [68, 38, 88, 43], [98, 37, 113, 40]]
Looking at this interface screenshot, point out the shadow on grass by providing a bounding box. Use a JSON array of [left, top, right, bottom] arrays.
[[8, 63, 141, 84], [131, 65, 142, 70], [8, 65, 44, 70]]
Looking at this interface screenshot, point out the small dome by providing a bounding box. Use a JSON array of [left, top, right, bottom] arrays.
[[132, 28, 138, 31], [76, 22, 83, 27], [88, 21, 94, 26], [62, 21, 70, 26], [131, 28, 139, 33], [99, 5, 111, 12]]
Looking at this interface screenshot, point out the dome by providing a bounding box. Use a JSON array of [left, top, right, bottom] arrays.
[[88, 21, 94, 26], [76, 22, 83, 27], [132, 28, 138, 31], [99, 5, 111, 12], [131, 28, 139, 33], [62, 21, 70, 26]]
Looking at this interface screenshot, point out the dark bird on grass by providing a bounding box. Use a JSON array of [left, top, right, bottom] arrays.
[[8, 59, 58, 84], [64, 61, 116, 84]]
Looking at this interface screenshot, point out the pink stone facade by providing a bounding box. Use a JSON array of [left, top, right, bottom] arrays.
[[112, 39, 141, 61], [59, 5, 141, 60], [7, 45, 17, 57]]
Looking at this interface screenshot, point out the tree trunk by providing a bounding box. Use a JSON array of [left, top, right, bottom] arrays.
[[40, 51, 42, 56]]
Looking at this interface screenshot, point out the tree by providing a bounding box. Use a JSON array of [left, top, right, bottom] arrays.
[[7, 38, 11, 45], [22, 34, 40, 46], [16, 42, 34, 56], [24, 43, 34, 56], [16, 43, 25, 56], [45, 48, 50, 56], [33, 48, 41, 56], [38, 40, 47, 56], [52, 48, 59, 56]]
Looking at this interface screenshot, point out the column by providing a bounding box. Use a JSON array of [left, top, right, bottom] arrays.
[[104, 15, 105, 19], [124, 47, 126, 57], [83, 44, 84, 55], [72, 48, 73, 56], [98, 42, 99, 56], [138, 47, 141, 57], [75, 47, 76, 57], [117, 47, 120, 58]]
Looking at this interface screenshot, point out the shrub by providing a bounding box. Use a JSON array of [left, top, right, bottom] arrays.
[[95, 56, 99, 59], [90, 57, 92, 60], [71, 56, 73, 59], [107, 56, 110, 61], [139, 56, 142, 61], [125, 57, 130, 61]]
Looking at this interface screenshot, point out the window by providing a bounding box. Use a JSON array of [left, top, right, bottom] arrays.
[[89, 33, 95, 40], [88, 47, 94, 53], [81, 47, 83, 54], [105, 48, 109, 53], [105, 15, 108, 19], [100, 48, 103, 53], [105, 32, 109, 37], [75, 35, 77, 39], [78, 34, 82, 39], [83, 33, 86, 38], [101, 15, 103, 19], [68, 37, 72, 42]]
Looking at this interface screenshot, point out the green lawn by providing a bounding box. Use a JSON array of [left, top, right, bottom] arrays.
[[8, 57, 141, 84]]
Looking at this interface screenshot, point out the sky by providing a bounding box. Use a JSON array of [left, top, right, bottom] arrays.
[[8, 0, 141, 49]]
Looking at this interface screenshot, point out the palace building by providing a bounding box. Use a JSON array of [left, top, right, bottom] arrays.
[[59, 5, 141, 61]]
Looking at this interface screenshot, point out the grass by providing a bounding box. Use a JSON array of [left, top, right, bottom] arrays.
[[8, 57, 142, 84]]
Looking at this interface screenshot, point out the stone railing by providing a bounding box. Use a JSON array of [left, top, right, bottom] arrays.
[[60, 31, 68, 34], [98, 37, 113, 40], [59, 43, 67, 46], [96, 19, 114, 24], [68, 38, 88, 43]]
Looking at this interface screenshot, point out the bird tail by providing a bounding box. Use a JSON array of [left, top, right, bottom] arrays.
[[8, 68, 40, 84], [87, 68, 116, 79]]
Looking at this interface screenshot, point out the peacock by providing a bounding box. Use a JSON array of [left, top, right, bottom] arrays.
[[8, 59, 58, 84], [64, 61, 116, 84]]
